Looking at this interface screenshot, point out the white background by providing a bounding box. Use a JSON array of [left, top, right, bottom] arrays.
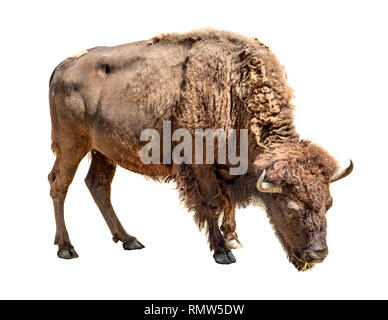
[[1, 0, 387, 299]]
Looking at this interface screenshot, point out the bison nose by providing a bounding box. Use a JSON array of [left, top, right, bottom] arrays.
[[302, 248, 328, 262]]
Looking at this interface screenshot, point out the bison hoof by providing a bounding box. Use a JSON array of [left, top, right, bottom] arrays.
[[213, 248, 236, 264], [123, 239, 145, 250], [57, 243, 79, 259], [225, 239, 243, 250]]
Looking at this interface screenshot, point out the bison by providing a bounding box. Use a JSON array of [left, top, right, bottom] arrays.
[[48, 29, 352, 271]]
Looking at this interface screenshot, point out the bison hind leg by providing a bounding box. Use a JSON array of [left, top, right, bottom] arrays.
[[85, 150, 145, 251]]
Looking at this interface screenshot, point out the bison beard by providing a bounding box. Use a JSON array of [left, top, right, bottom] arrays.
[[48, 28, 352, 270]]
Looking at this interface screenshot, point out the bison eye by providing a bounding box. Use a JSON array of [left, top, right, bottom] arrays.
[[283, 208, 293, 216], [283, 207, 298, 217]]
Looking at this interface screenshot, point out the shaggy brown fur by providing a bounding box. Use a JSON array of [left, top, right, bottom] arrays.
[[48, 28, 350, 269]]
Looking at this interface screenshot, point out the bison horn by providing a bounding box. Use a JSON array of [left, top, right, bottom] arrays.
[[330, 160, 353, 183], [257, 170, 282, 194]]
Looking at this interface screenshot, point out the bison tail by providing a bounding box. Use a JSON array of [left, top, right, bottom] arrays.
[[49, 81, 60, 155]]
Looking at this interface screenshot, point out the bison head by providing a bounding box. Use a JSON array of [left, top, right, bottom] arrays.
[[255, 141, 353, 271]]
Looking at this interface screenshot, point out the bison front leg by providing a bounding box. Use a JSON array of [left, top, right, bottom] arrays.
[[175, 164, 236, 264], [221, 203, 243, 250], [48, 146, 88, 259], [85, 150, 144, 250]]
